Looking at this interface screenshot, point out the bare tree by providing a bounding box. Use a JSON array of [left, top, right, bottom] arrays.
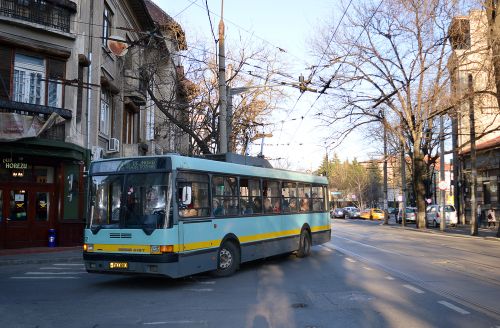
[[139, 27, 288, 156], [311, 0, 458, 228]]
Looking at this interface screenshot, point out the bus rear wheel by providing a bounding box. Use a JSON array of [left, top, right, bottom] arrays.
[[296, 229, 311, 258], [213, 241, 240, 277]]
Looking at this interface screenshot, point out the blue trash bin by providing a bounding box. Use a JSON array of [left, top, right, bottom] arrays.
[[48, 229, 56, 247]]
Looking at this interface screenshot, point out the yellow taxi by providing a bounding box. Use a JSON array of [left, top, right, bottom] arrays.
[[360, 208, 385, 220]]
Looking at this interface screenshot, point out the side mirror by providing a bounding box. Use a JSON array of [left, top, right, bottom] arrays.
[[181, 186, 192, 206]]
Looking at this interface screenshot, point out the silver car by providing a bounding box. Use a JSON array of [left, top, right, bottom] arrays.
[[343, 206, 360, 219], [426, 205, 457, 227]]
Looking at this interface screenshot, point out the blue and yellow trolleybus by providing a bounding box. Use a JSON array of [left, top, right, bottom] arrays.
[[83, 153, 331, 278]]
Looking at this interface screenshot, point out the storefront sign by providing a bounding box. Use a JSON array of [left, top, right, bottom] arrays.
[[3, 158, 28, 170]]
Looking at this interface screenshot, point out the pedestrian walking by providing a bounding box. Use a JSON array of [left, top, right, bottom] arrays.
[[487, 208, 496, 228], [477, 204, 482, 227]]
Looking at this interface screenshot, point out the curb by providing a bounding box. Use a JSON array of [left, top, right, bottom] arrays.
[[0, 255, 83, 266], [385, 224, 500, 241]]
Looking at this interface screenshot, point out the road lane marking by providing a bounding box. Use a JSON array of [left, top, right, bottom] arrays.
[[183, 288, 214, 292], [332, 236, 400, 255], [10, 276, 79, 279], [25, 272, 86, 275], [385, 276, 395, 280], [144, 321, 208, 325], [53, 264, 85, 266], [318, 245, 333, 252], [345, 258, 356, 263], [403, 284, 424, 294], [39, 267, 86, 270], [438, 301, 470, 314], [363, 266, 373, 271]]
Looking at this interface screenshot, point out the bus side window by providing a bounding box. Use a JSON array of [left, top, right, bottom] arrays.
[[311, 185, 324, 211], [239, 178, 260, 215], [282, 182, 297, 213], [212, 175, 238, 217], [177, 173, 210, 218]]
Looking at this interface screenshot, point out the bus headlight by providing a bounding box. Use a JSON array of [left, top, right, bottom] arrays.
[[84, 244, 94, 252]]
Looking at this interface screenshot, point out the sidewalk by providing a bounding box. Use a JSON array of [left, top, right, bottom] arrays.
[[386, 221, 500, 240], [0, 246, 83, 266]]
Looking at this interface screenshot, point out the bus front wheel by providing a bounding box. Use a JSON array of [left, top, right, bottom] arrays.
[[214, 241, 240, 277], [296, 229, 311, 258]]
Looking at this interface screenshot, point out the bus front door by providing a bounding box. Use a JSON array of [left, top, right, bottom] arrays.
[[178, 219, 217, 275]]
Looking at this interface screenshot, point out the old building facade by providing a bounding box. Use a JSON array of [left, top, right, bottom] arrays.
[[448, 10, 500, 223], [0, 0, 188, 249]]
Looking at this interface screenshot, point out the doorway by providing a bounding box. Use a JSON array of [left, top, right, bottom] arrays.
[[0, 184, 55, 248]]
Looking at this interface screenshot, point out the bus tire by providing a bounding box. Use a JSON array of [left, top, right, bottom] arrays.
[[213, 241, 240, 277], [296, 229, 311, 258]]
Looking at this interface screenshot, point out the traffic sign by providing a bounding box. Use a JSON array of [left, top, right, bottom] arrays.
[[438, 180, 448, 191]]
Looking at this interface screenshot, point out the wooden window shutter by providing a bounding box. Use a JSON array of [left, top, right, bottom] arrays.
[[0, 45, 13, 101]]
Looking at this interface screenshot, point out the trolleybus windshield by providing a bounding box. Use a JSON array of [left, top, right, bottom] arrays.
[[88, 172, 171, 234]]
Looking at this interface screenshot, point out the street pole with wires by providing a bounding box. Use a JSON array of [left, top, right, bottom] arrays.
[[218, 0, 227, 154], [381, 110, 389, 225]]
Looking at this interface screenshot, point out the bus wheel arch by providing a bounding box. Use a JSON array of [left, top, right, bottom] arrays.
[[296, 225, 311, 258], [213, 234, 241, 277]]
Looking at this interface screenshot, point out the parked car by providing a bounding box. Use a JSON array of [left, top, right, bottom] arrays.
[[360, 208, 384, 220], [396, 207, 417, 224], [344, 206, 360, 219], [426, 204, 457, 227], [331, 208, 346, 218]]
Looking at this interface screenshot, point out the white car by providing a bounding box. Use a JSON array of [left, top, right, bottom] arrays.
[[426, 205, 457, 227]]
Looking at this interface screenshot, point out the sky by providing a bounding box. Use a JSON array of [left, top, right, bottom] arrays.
[[153, 0, 374, 171]]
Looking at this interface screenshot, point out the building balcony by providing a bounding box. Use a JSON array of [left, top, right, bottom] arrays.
[[0, 0, 76, 33], [123, 69, 147, 106], [0, 99, 69, 142]]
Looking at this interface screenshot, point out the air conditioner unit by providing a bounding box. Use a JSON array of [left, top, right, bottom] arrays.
[[91, 146, 104, 161], [108, 138, 120, 152]]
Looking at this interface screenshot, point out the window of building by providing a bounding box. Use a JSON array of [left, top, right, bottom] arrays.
[[102, 4, 113, 47], [10, 190, 27, 221], [483, 182, 492, 205], [99, 89, 112, 135], [123, 108, 136, 144], [212, 175, 238, 216], [13, 53, 45, 105]]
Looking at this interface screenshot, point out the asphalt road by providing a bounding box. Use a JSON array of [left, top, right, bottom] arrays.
[[0, 219, 499, 328]]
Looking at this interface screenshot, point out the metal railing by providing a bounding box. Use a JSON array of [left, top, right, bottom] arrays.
[[0, 0, 72, 33]]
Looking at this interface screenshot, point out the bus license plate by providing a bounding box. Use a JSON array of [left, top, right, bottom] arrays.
[[109, 262, 128, 269]]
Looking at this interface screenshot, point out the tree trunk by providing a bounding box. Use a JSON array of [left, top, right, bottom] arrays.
[[413, 149, 428, 229]]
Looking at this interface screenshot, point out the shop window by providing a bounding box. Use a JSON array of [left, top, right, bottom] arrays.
[[35, 192, 49, 221], [0, 190, 3, 222], [10, 190, 27, 221]]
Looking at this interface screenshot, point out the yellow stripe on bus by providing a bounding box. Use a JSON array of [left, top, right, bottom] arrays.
[[90, 226, 331, 254]]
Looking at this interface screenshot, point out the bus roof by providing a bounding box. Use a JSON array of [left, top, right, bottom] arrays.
[[91, 154, 327, 185]]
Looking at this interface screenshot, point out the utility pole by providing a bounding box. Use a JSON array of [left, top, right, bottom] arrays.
[[218, 0, 227, 154], [468, 74, 478, 236], [400, 125, 407, 227], [382, 110, 389, 225], [439, 114, 446, 232]]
